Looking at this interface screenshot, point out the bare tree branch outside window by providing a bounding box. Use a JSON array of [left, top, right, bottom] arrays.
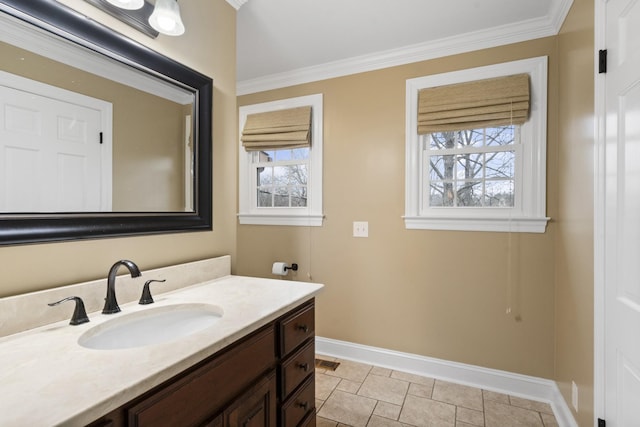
[[427, 126, 516, 208]]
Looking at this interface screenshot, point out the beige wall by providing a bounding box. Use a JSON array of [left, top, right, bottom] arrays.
[[0, 0, 237, 297], [556, 0, 595, 425], [238, 3, 597, 424], [238, 36, 560, 379]]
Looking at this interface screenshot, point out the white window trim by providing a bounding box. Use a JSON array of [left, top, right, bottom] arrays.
[[404, 56, 550, 233], [238, 94, 324, 226]]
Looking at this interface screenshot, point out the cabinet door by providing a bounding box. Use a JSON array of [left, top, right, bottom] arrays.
[[224, 373, 276, 427], [128, 327, 275, 427]]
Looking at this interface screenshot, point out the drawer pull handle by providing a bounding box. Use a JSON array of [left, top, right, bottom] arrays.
[[296, 401, 309, 411], [296, 324, 309, 333], [296, 362, 309, 372]]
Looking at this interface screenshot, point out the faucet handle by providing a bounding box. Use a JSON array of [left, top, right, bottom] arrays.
[[48, 296, 90, 325], [139, 279, 166, 305]]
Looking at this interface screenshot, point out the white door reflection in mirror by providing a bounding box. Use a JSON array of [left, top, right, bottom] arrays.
[[0, 71, 112, 212]]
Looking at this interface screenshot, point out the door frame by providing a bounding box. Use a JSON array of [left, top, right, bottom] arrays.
[[594, 0, 608, 424]]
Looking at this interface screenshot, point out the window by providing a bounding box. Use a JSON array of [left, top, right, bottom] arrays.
[[426, 126, 518, 208], [404, 57, 549, 233], [238, 94, 323, 226]]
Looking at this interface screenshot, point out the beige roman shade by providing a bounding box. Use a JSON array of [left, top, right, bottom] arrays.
[[417, 73, 530, 134], [241, 106, 312, 151]]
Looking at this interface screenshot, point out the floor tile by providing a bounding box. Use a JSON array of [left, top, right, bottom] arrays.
[[314, 356, 559, 427], [399, 394, 456, 427], [371, 366, 393, 377], [433, 380, 484, 411], [482, 389, 510, 404], [325, 359, 373, 383], [484, 400, 543, 427], [373, 400, 402, 420], [367, 414, 405, 427], [337, 378, 362, 393], [317, 389, 377, 427], [456, 407, 484, 426], [391, 370, 436, 387], [541, 412, 559, 427], [358, 374, 409, 405], [408, 381, 433, 398], [317, 417, 338, 427], [316, 372, 342, 400]]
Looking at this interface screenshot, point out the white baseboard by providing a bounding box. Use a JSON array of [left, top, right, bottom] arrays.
[[316, 336, 577, 427]]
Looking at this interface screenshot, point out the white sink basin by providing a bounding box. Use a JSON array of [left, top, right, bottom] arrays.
[[78, 303, 224, 350]]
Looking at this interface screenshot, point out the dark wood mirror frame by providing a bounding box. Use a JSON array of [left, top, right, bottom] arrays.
[[0, 0, 213, 246]]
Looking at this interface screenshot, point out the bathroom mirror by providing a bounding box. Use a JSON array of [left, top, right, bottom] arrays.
[[0, 0, 212, 245]]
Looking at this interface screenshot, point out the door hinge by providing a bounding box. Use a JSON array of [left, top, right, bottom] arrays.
[[599, 49, 607, 74], [598, 418, 606, 427], [99, 131, 103, 144]]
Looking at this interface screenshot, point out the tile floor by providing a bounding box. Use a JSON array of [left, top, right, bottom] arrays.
[[314, 356, 559, 427]]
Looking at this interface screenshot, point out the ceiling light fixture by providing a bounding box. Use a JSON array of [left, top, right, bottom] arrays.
[[148, 0, 185, 36], [105, 0, 144, 10]]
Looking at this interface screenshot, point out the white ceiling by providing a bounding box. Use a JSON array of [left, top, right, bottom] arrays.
[[235, 0, 573, 94]]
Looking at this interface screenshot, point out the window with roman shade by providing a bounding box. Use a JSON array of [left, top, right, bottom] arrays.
[[241, 106, 312, 151], [404, 57, 549, 233], [238, 94, 324, 226], [417, 73, 530, 134]]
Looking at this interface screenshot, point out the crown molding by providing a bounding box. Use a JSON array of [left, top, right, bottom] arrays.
[[237, 0, 574, 96], [225, 0, 248, 10]]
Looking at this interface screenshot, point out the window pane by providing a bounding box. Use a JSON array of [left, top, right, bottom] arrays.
[[461, 129, 484, 148], [429, 132, 457, 150], [291, 147, 310, 160], [456, 153, 483, 179], [252, 146, 311, 210], [274, 187, 289, 207], [429, 155, 455, 181], [272, 166, 288, 186], [257, 189, 272, 207], [456, 181, 482, 207], [485, 126, 515, 147], [484, 180, 514, 207], [257, 166, 272, 186], [291, 187, 307, 207], [285, 164, 308, 186], [258, 150, 275, 162], [430, 182, 454, 207], [271, 147, 310, 161], [485, 151, 515, 179]]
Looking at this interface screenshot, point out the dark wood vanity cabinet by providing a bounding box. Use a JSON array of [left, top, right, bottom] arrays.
[[87, 299, 315, 427]]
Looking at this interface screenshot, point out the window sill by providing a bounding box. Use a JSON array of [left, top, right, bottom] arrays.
[[403, 216, 550, 233], [238, 213, 324, 226]]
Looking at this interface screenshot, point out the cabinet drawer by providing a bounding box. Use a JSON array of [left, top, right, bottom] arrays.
[[279, 301, 314, 356], [280, 340, 315, 400], [280, 375, 315, 427], [127, 326, 275, 427], [298, 411, 316, 427]]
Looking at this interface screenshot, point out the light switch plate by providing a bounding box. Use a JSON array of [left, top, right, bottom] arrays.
[[353, 221, 368, 237]]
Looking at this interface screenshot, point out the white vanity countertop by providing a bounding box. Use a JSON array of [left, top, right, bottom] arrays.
[[0, 275, 323, 427]]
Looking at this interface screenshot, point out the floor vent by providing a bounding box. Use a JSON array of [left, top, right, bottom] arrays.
[[315, 359, 340, 371]]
